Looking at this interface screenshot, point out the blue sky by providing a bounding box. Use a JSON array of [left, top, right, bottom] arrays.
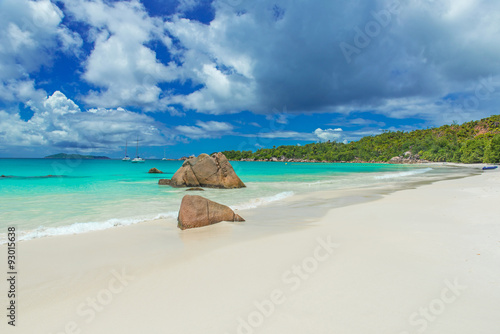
[[1, 0, 500, 158]]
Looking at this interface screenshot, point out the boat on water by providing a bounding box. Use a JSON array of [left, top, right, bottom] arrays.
[[122, 140, 130, 161], [131, 138, 145, 163], [482, 166, 498, 170], [162, 148, 168, 161]]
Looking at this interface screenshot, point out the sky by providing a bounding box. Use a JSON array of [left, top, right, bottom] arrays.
[[0, 0, 500, 158]]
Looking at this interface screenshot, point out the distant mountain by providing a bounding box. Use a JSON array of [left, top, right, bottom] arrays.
[[223, 115, 500, 164], [44, 153, 110, 160]]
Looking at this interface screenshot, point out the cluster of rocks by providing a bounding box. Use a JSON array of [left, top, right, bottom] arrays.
[[158, 152, 246, 230], [239, 157, 322, 163], [389, 151, 429, 164], [239, 157, 384, 163], [350, 158, 386, 164], [236, 153, 431, 164]]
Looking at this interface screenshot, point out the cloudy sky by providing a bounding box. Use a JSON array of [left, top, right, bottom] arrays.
[[1, 0, 499, 158]]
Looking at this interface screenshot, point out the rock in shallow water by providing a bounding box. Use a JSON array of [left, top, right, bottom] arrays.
[[170, 152, 245, 189], [148, 168, 163, 173], [177, 195, 245, 230]]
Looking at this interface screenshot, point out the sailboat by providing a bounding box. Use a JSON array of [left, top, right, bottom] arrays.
[[122, 140, 131, 161], [162, 147, 168, 161], [131, 138, 145, 163]]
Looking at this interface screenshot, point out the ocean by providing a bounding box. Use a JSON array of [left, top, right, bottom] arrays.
[[0, 159, 475, 243]]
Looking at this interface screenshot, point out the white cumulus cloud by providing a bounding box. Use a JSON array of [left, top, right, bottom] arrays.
[[0, 91, 171, 152], [0, 0, 82, 102], [176, 120, 234, 139], [61, 0, 180, 112], [314, 128, 343, 142]]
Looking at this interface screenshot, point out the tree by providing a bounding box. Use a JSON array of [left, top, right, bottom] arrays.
[[485, 134, 500, 163], [459, 138, 487, 163]]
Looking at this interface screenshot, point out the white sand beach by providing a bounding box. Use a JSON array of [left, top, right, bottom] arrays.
[[1, 168, 499, 334]]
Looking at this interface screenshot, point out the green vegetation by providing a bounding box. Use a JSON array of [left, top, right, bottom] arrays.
[[223, 115, 500, 164], [44, 153, 110, 160]]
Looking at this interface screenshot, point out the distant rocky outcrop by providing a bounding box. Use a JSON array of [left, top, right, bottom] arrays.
[[389, 152, 428, 164], [389, 156, 403, 164], [165, 153, 245, 189], [44, 153, 110, 160], [177, 195, 245, 230], [148, 168, 163, 174]]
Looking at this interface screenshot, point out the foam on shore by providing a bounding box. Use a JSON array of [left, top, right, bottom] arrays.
[[9, 212, 178, 243], [374, 167, 433, 179], [232, 191, 295, 210]]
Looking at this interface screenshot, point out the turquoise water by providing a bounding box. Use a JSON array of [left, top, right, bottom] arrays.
[[0, 158, 462, 243]]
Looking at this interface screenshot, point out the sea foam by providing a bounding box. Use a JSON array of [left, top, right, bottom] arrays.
[[232, 191, 295, 210], [0, 211, 178, 244], [374, 167, 433, 179]]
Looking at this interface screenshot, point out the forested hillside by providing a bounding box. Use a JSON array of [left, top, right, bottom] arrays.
[[223, 115, 500, 163]]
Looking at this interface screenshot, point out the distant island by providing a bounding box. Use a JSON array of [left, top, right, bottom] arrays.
[[223, 115, 500, 164], [44, 153, 110, 160]]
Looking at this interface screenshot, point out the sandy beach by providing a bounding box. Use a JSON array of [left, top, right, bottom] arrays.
[[2, 0, 500, 332], [1, 167, 499, 334]]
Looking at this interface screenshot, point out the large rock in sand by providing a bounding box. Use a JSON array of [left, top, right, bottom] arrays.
[[169, 152, 245, 189], [177, 195, 245, 230]]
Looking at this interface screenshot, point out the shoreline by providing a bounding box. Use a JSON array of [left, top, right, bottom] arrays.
[[1, 166, 499, 333], [0, 162, 478, 245], [229, 159, 500, 165]]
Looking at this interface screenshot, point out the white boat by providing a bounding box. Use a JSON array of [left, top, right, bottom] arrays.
[[162, 148, 168, 161], [122, 140, 131, 161], [131, 138, 145, 163]]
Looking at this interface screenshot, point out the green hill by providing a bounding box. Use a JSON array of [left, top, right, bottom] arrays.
[[44, 153, 110, 160], [223, 115, 500, 163]]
